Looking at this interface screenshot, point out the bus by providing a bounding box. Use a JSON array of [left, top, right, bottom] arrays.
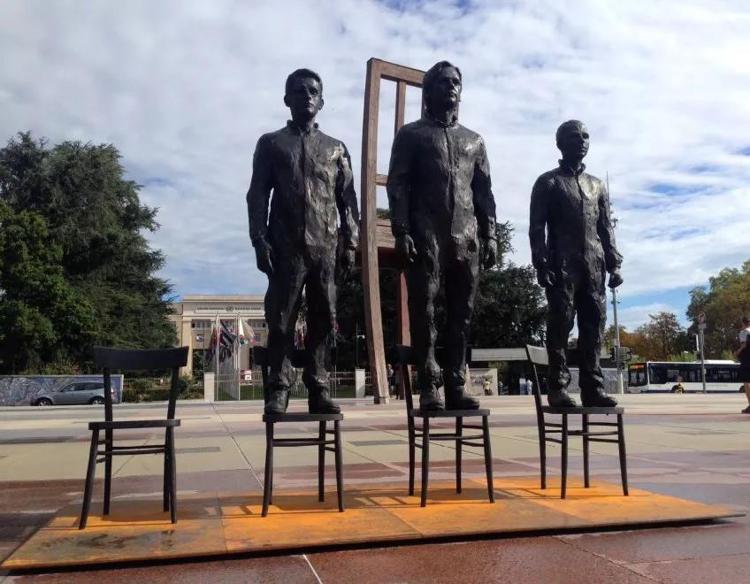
[[628, 360, 742, 393]]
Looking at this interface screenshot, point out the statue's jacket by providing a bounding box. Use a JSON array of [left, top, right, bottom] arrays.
[[386, 115, 496, 251], [529, 162, 622, 287], [247, 121, 359, 256]]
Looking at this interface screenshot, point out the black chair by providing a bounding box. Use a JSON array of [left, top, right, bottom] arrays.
[[253, 346, 344, 517], [388, 345, 494, 507], [79, 346, 189, 529], [525, 345, 628, 499]]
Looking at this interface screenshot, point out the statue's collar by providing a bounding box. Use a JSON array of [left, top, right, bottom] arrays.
[[424, 109, 458, 128], [558, 160, 586, 176], [287, 120, 319, 135]]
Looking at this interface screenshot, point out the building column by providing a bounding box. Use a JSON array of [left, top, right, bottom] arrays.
[[181, 318, 193, 377]]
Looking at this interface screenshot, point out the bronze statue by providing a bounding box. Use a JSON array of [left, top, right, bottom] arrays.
[[247, 69, 359, 415], [529, 120, 623, 408], [387, 61, 497, 411]]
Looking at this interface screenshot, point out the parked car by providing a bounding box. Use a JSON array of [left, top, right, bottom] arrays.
[[31, 381, 111, 406]]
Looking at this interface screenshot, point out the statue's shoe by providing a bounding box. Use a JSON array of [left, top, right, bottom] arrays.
[[308, 390, 341, 414], [419, 389, 445, 411], [264, 389, 290, 415], [547, 390, 578, 408], [581, 389, 618, 407], [445, 388, 480, 410]]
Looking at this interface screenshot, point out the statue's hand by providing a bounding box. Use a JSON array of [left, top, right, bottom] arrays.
[[254, 238, 274, 275], [536, 266, 556, 288], [481, 238, 497, 270], [608, 270, 624, 289], [396, 234, 417, 266]]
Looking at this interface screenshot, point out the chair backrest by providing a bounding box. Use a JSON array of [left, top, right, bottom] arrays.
[[94, 347, 189, 421], [387, 345, 416, 413], [525, 345, 548, 423]]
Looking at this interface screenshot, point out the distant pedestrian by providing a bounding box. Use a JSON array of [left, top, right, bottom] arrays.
[[387, 364, 396, 398], [483, 376, 492, 396], [735, 316, 750, 413]]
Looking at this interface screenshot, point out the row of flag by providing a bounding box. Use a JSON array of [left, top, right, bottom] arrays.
[[206, 319, 256, 364]]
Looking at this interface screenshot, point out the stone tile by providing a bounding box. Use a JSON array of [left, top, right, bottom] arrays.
[[562, 522, 750, 564], [309, 538, 654, 584], [630, 553, 750, 584]]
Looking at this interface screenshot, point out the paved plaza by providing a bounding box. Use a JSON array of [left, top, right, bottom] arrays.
[[1, 394, 749, 583]]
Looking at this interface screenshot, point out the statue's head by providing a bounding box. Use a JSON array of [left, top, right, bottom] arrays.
[[423, 61, 462, 117], [284, 68, 324, 121], [556, 120, 589, 161]]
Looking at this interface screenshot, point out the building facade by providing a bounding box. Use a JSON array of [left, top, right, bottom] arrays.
[[169, 295, 268, 376]]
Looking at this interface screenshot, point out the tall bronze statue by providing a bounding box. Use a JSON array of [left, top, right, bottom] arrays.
[[529, 120, 623, 408], [247, 68, 359, 415], [387, 61, 497, 411]]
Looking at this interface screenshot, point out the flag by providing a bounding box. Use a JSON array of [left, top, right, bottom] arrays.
[[238, 319, 249, 346], [238, 320, 256, 346], [205, 326, 218, 364], [219, 320, 236, 362]]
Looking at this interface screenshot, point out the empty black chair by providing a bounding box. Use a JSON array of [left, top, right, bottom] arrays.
[[79, 346, 189, 529], [387, 345, 494, 507], [253, 346, 344, 517], [525, 345, 628, 498]]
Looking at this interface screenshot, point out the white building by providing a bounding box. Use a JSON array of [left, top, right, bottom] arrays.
[[169, 295, 267, 376]]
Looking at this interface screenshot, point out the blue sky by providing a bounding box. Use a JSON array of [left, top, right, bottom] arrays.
[[1, 0, 749, 331]]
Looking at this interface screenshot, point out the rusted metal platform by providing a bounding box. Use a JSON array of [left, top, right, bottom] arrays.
[[3, 476, 739, 571]]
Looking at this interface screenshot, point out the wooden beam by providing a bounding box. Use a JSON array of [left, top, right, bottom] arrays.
[[361, 58, 389, 404]]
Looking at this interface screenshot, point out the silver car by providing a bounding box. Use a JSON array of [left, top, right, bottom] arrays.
[[32, 381, 110, 406]]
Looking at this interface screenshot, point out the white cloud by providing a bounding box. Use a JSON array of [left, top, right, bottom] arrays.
[[1, 0, 749, 329]]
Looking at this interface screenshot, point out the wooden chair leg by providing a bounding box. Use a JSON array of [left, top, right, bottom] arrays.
[[539, 420, 547, 489], [262, 422, 274, 517], [420, 417, 430, 508], [617, 414, 629, 496], [168, 428, 177, 523], [334, 419, 344, 512], [482, 415, 495, 503], [455, 417, 463, 494], [163, 431, 171, 512], [582, 414, 590, 488], [408, 419, 416, 496], [561, 414, 568, 499], [79, 429, 99, 529], [318, 421, 325, 503], [103, 429, 112, 515]]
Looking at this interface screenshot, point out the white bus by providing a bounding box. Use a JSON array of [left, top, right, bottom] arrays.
[[628, 360, 741, 393]]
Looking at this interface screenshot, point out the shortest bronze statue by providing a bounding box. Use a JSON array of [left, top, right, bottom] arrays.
[[247, 68, 359, 415], [529, 120, 623, 408]]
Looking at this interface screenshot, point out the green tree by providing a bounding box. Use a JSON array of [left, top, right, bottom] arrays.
[[686, 261, 750, 357], [0, 132, 175, 373], [0, 201, 96, 372]]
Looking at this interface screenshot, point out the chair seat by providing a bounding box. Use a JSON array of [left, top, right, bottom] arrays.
[[541, 405, 624, 415], [88, 419, 182, 430], [263, 412, 344, 423], [410, 408, 490, 418]]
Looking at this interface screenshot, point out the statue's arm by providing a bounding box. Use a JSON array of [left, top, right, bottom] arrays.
[[335, 144, 360, 250], [597, 181, 623, 272], [471, 137, 497, 240], [247, 134, 273, 245], [529, 176, 550, 272], [386, 128, 412, 237]]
